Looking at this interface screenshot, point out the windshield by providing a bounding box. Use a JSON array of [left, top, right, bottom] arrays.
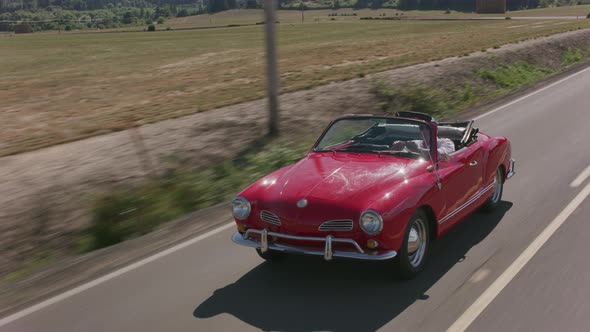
[[314, 117, 433, 158]]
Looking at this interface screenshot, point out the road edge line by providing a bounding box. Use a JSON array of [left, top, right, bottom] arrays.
[[0, 222, 234, 328], [473, 66, 590, 121]]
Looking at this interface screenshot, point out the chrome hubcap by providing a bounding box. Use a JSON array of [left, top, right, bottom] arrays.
[[407, 218, 427, 268], [491, 170, 503, 203]]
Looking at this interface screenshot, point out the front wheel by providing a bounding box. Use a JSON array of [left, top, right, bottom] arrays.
[[481, 167, 504, 212], [393, 209, 430, 280], [256, 248, 286, 262]]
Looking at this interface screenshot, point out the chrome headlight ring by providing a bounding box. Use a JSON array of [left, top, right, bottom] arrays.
[[232, 196, 251, 220], [359, 209, 383, 235]]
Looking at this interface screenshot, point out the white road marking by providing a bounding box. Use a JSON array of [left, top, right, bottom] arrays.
[[447, 181, 590, 332], [474, 66, 590, 121], [570, 164, 590, 188], [0, 222, 235, 328]]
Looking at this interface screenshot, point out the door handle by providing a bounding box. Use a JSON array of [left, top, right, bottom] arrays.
[[469, 160, 478, 166]]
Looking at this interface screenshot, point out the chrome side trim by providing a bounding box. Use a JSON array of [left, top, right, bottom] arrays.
[[438, 180, 496, 225], [231, 231, 397, 261], [506, 159, 516, 179]]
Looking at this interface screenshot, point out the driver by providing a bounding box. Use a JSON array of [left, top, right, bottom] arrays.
[[391, 138, 455, 162]]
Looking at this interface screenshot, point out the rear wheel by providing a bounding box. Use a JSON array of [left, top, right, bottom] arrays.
[[256, 248, 286, 261], [393, 209, 430, 280], [481, 167, 504, 212]]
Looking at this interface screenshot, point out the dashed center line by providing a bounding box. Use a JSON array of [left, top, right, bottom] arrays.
[[570, 164, 590, 188]]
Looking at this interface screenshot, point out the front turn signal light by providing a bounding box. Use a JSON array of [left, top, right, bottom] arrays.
[[367, 239, 379, 249]]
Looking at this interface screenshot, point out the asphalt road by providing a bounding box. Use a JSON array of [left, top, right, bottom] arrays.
[[2, 67, 590, 332]]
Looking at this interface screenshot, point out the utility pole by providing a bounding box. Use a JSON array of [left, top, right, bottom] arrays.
[[300, 2, 304, 23], [264, 0, 280, 136]]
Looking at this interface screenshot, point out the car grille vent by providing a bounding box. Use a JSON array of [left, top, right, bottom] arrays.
[[260, 210, 281, 226], [319, 219, 354, 232]]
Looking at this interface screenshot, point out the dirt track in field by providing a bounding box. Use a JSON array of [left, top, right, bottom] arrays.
[[1, 29, 590, 277]]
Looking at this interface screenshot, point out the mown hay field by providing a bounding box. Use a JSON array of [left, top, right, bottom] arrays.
[[2, 17, 590, 156]]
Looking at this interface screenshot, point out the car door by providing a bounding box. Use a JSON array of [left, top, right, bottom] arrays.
[[436, 141, 485, 232]]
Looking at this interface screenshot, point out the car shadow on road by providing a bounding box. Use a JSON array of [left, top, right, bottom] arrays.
[[193, 201, 513, 332]]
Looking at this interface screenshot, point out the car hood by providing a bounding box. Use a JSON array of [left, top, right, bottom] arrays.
[[255, 152, 425, 205]]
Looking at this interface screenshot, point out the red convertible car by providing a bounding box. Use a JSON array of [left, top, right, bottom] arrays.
[[231, 112, 514, 278]]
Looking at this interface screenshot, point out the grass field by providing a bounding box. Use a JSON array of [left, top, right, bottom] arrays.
[[161, 9, 490, 29], [159, 6, 590, 30], [2, 17, 590, 156], [161, 5, 590, 29], [509, 4, 590, 17]]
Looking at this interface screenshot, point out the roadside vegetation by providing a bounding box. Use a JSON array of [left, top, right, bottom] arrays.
[[78, 142, 309, 251], [478, 63, 554, 90], [375, 50, 588, 118], [373, 82, 480, 118]]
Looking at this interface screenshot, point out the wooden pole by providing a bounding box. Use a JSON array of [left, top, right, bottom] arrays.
[[264, 0, 280, 136]]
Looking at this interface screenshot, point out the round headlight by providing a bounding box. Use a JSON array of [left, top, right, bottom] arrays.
[[232, 197, 251, 220], [360, 210, 383, 235]]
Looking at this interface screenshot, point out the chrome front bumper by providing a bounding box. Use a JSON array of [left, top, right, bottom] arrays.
[[507, 159, 516, 179], [232, 229, 397, 261]]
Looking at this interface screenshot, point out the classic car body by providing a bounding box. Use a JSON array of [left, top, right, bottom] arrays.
[[231, 113, 514, 278]]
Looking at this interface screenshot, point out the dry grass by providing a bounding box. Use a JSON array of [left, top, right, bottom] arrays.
[[509, 4, 590, 17], [2, 18, 590, 156]]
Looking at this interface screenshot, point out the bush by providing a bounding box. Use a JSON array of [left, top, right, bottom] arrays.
[[445, 9, 451, 14], [147, 24, 156, 31], [587, 13, 590, 18], [64, 25, 72, 31], [478, 62, 553, 89], [176, 8, 190, 17], [14, 23, 33, 34], [157, 17, 165, 24], [562, 48, 583, 66], [505, 16, 512, 20]]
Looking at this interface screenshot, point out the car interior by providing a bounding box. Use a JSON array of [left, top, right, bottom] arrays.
[[394, 111, 479, 151], [437, 120, 478, 151], [344, 113, 479, 156]]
